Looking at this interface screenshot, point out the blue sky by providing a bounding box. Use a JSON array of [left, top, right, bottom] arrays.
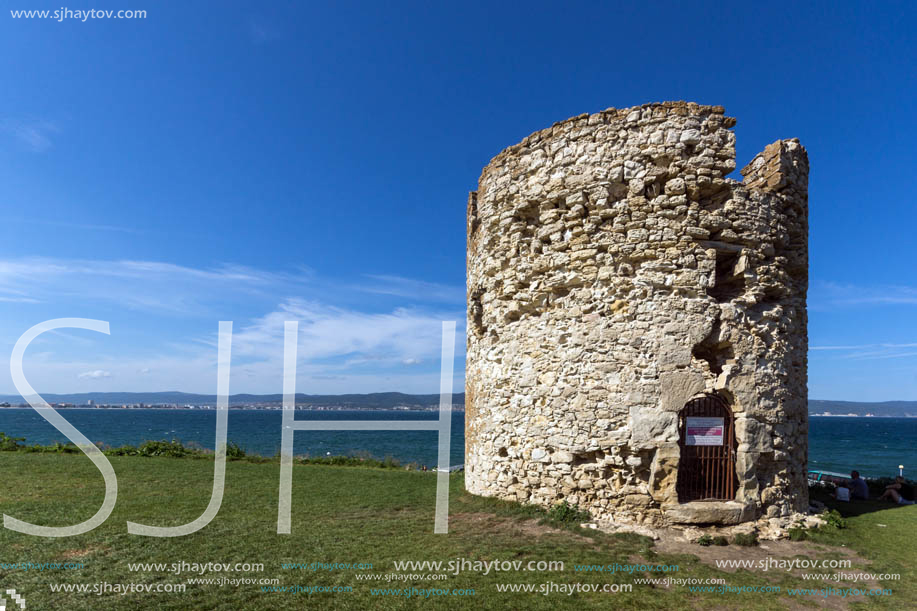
[[0, 1, 915, 400]]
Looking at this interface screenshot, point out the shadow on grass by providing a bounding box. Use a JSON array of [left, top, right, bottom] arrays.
[[810, 486, 915, 518]]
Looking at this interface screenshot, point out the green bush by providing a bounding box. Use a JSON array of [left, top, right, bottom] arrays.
[[0, 432, 25, 451], [823, 509, 848, 529], [225, 441, 247, 460], [136, 440, 197, 458], [547, 501, 591, 525], [696, 534, 713, 547], [104, 445, 141, 456], [733, 532, 759, 546], [788, 527, 807, 541], [35, 441, 81, 454]]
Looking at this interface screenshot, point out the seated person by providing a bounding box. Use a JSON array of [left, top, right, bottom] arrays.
[[878, 476, 916, 505], [835, 485, 850, 502], [848, 471, 869, 500]]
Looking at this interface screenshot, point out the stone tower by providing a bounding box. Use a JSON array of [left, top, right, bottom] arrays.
[[465, 102, 808, 528]]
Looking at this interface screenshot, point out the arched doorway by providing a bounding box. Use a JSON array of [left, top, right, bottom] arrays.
[[676, 393, 737, 502]]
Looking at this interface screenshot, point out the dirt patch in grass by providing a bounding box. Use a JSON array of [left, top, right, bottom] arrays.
[[450, 512, 593, 542]]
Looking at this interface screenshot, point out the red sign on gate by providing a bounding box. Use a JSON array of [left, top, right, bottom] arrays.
[[685, 417, 724, 446]]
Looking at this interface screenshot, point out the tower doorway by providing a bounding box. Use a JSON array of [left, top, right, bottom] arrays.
[[676, 394, 737, 502]]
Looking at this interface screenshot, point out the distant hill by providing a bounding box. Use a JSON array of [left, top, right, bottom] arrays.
[[0, 391, 465, 408], [808, 400, 917, 418]]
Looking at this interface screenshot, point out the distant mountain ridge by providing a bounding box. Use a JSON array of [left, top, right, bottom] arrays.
[[808, 400, 916, 418], [0, 391, 465, 408]]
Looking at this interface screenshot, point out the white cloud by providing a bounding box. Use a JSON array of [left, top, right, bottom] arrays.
[[78, 369, 111, 379], [226, 297, 465, 365], [0, 257, 466, 394]]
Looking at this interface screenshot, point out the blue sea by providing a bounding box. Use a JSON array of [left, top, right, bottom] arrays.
[[0, 409, 465, 468], [1, 410, 915, 478]]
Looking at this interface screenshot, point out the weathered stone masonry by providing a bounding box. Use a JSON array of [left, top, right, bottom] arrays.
[[465, 101, 808, 528]]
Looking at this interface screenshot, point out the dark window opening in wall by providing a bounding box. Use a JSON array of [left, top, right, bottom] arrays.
[[708, 250, 745, 302], [691, 320, 734, 376], [676, 394, 737, 502]]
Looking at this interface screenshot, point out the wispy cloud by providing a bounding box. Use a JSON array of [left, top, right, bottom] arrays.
[[0, 257, 465, 394], [357, 274, 465, 303], [811, 342, 917, 360], [811, 343, 917, 351], [248, 18, 281, 44], [812, 281, 917, 307], [0, 216, 143, 235], [1, 118, 59, 152], [0, 257, 309, 315]]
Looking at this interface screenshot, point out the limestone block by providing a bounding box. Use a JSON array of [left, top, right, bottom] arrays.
[[649, 444, 680, 503], [629, 406, 678, 448], [680, 129, 701, 145], [736, 417, 773, 452], [659, 370, 705, 412], [663, 501, 755, 525], [531, 448, 550, 463], [664, 177, 686, 195], [658, 337, 692, 370]]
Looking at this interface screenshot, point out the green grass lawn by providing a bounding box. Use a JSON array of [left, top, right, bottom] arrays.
[[0, 453, 913, 610]]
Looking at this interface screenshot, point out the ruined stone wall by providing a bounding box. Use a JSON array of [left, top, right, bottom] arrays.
[[465, 101, 808, 529]]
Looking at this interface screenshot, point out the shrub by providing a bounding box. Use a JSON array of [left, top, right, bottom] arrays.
[[733, 532, 759, 546], [0, 432, 25, 451], [788, 527, 807, 541], [136, 440, 202, 458], [547, 501, 591, 525], [225, 442, 247, 460], [823, 509, 848, 529], [104, 445, 140, 456], [45, 441, 80, 454], [696, 535, 713, 547]]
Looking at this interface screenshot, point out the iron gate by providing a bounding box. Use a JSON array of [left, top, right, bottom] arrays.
[[676, 393, 737, 502]]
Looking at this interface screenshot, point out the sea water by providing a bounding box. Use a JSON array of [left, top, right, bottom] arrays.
[[1, 409, 915, 478]]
